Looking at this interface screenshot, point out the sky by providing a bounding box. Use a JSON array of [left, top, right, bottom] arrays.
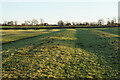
[[0, 0, 119, 24]]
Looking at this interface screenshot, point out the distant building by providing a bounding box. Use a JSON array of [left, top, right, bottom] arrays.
[[8, 21, 14, 26], [44, 23, 49, 26], [118, 1, 120, 24]]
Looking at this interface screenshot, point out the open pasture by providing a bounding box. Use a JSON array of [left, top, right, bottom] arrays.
[[2, 28, 120, 78], [1, 29, 60, 44]]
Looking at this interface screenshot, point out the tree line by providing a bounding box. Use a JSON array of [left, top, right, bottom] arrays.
[[0, 18, 119, 27]]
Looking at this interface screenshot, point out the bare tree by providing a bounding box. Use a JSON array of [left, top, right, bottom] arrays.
[[72, 22, 76, 26], [66, 22, 71, 26], [90, 22, 97, 26], [84, 22, 89, 26], [113, 17, 116, 24], [111, 20, 114, 25], [58, 20, 65, 27], [25, 20, 31, 25], [32, 19, 39, 25], [14, 21, 18, 25], [106, 18, 111, 25], [40, 19, 44, 26], [65, 21, 71, 26], [75, 22, 80, 26], [118, 17, 120, 24], [3, 21, 8, 25], [8, 21, 14, 26], [98, 19, 104, 25]]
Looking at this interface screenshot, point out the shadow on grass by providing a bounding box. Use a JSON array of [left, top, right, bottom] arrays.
[[75, 29, 119, 71], [95, 27, 120, 35], [2, 29, 120, 78], [2, 29, 66, 50]]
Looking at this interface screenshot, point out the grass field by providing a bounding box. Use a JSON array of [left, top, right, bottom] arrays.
[[1, 29, 61, 44], [2, 27, 120, 79]]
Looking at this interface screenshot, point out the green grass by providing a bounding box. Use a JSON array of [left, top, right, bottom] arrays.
[[76, 28, 119, 70], [95, 27, 119, 35], [2, 29, 61, 43], [2, 28, 120, 79]]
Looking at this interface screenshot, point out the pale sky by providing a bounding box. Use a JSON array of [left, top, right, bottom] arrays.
[[0, 0, 120, 2], [0, 0, 119, 24]]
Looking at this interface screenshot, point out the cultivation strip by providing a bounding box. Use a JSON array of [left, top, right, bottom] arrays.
[[2, 29, 65, 45], [2, 28, 119, 78], [75, 29, 119, 71], [90, 29, 120, 38], [2, 29, 66, 64], [95, 28, 120, 35], [2, 29, 119, 78]]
